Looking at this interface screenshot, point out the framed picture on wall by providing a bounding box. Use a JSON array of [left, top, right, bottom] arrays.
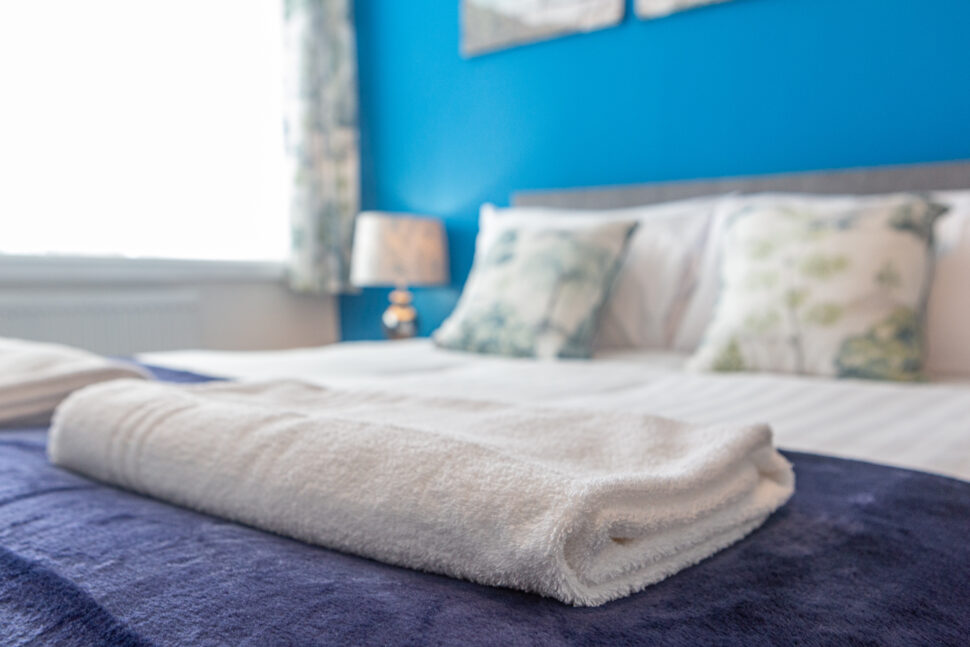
[[635, 0, 733, 20], [461, 0, 624, 57]]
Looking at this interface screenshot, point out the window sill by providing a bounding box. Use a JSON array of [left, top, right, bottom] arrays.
[[0, 255, 286, 285]]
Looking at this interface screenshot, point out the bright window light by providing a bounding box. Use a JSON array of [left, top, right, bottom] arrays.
[[0, 0, 289, 261]]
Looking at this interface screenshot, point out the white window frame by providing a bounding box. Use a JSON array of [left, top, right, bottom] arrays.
[[0, 255, 285, 285]]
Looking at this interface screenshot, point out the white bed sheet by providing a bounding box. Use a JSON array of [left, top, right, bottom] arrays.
[[140, 340, 970, 481]]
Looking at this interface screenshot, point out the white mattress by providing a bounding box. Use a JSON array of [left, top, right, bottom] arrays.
[[140, 340, 970, 481]]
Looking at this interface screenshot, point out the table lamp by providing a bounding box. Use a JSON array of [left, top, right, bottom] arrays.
[[350, 212, 450, 339]]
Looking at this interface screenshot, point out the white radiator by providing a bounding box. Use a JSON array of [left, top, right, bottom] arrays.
[[0, 289, 203, 356]]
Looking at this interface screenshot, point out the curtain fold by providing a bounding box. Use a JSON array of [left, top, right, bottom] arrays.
[[283, 0, 360, 294]]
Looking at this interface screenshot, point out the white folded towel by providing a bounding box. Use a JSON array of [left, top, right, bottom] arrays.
[[0, 337, 149, 426], [50, 379, 794, 606]]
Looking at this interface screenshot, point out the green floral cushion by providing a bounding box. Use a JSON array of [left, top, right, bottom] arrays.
[[688, 194, 947, 381], [433, 220, 637, 359]]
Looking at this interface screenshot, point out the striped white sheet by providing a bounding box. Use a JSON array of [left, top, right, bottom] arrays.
[[140, 340, 970, 481]]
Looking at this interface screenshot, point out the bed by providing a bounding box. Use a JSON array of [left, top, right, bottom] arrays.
[[4, 161, 970, 645], [141, 340, 970, 481]]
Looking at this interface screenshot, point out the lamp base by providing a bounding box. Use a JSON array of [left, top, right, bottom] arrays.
[[382, 288, 418, 339]]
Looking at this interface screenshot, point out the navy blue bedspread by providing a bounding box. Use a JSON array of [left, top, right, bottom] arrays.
[[1, 366, 968, 646]]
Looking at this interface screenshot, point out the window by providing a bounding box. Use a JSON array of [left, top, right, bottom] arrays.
[[0, 0, 289, 262]]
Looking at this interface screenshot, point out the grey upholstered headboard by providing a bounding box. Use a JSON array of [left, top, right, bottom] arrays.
[[513, 160, 970, 209]]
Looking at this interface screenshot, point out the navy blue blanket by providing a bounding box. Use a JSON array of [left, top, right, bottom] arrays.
[[1, 366, 968, 646]]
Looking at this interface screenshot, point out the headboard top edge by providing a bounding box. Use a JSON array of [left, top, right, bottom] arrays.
[[513, 159, 970, 210]]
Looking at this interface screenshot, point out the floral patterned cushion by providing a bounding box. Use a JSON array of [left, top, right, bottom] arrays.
[[688, 194, 947, 381], [433, 220, 637, 359]]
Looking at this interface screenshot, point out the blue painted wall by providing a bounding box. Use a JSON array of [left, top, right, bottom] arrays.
[[342, 0, 970, 341]]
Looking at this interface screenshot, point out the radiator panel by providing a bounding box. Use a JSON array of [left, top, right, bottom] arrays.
[[0, 290, 203, 356]]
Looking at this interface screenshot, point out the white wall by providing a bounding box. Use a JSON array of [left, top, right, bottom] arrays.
[[191, 281, 338, 351]]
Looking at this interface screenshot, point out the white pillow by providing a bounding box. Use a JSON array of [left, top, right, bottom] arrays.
[[925, 190, 970, 378], [480, 195, 725, 350], [673, 199, 742, 353]]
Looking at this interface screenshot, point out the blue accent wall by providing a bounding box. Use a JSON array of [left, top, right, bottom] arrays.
[[342, 0, 970, 341]]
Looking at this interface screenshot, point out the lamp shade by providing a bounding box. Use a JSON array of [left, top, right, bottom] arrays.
[[350, 212, 450, 287]]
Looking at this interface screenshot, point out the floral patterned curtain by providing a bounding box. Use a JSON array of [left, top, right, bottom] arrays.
[[283, 0, 360, 294]]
